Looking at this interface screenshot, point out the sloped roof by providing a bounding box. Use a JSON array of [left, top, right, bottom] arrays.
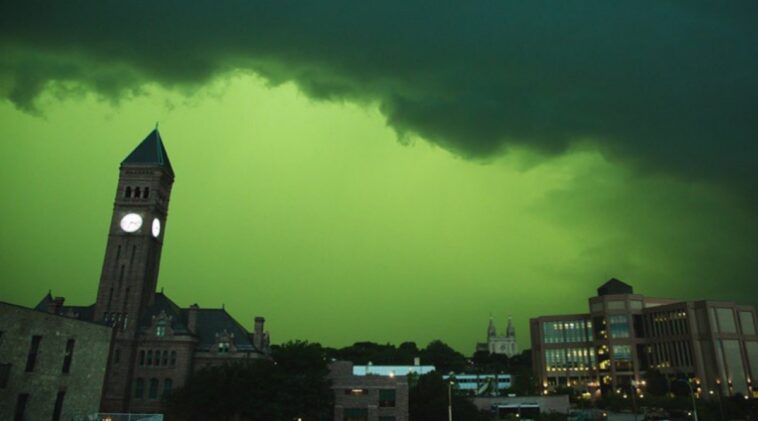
[[121, 129, 174, 176], [139, 292, 190, 334], [185, 308, 256, 352], [33, 293, 95, 321], [597, 278, 634, 296]]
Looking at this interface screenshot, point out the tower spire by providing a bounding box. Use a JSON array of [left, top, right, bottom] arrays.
[[487, 315, 497, 338]]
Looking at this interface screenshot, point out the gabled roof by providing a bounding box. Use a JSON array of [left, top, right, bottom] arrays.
[[139, 292, 190, 334], [121, 129, 174, 176], [597, 278, 634, 296]]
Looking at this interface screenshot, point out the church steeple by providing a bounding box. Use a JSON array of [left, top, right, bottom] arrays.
[[506, 315, 516, 337], [487, 315, 497, 338]]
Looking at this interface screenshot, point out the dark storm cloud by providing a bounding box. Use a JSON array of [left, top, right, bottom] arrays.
[[1, 1, 757, 197]]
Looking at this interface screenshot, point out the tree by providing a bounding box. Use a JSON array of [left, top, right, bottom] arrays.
[[421, 340, 468, 373], [643, 369, 669, 397], [409, 372, 489, 421], [166, 341, 333, 421]]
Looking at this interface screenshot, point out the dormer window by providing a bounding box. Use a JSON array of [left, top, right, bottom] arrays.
[[156, 320, 166, 337], [218, 342, 230, 353]]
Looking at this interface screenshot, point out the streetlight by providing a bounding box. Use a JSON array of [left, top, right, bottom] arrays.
[[448, 372, 455, 421], [671, 379, 698, 421]]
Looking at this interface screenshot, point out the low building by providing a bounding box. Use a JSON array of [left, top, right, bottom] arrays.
[[330, 361, 410, 421], [530, 278, 758, 399], [444, 373, 512, 396], [0, 301, 113, 420]]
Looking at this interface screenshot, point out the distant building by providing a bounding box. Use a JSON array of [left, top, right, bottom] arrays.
[[352, 361, 435, 377], [530, 278, 758, 399], [477, 315, 518, 357], [330, 361, 410, 421], [30, 129, 271, 414], [0, 301, 113, 420], [443, 373, 512, 396]]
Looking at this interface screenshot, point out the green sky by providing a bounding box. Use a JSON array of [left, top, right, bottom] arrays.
[[1, 74, 755, 352]]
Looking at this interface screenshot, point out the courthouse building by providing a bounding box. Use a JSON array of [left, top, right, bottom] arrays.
[[530, 278, 758, 398], [32, 129, 271, 414]]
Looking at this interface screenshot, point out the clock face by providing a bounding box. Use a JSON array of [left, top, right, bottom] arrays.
[[152, 218, 161, 238], [120, 213, 143, 232]]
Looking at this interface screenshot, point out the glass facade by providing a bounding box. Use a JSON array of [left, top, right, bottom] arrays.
[[716, 308, 737, 333], [607, 301, 625, 311], [609, 315, 630, 338], [612, 345, 633, 371], [721, 340, 747, 394], [545, 348, 596, 371], [543, 320, 593, 343], [746, 341, 758, 381], [740, 312, 756, 335]]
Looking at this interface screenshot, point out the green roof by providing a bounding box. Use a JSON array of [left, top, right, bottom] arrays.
[[121, 129, 174, 176]]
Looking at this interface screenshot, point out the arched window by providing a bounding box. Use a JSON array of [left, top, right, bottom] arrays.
[[148, 378, 159, 399], [170, 351, 177, 366], [146, 350, 153, 366], [163, 378, 173, 397], [143, 187, 150, 198], [134, 187, 141, 198], [125, 186, 132, 198], [156, 320, 166, 337], [162, 350, 168, 366], [139, 350, 145, 366], [134, 378, 144, 398]]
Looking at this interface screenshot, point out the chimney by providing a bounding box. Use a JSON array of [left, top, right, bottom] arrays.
[[253, 316, 265, 349], [187, 304, 199, 334], [49, 296, 65, 315]]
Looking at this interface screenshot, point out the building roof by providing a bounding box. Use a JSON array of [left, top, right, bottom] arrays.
[[34, 293, 95, 321], [185, 308, 257, 352], [597, 278, 634, 296], [352, 365, 436, 377], [139, 291, 190, 334], [121, 129, 174, 176]]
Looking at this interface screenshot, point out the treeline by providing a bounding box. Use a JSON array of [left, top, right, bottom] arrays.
[[165, 340, 536, 421]]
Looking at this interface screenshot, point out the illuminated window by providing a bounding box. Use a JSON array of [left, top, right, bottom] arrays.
[[156, 320, 166, 337], [218, 342, 230, 353]]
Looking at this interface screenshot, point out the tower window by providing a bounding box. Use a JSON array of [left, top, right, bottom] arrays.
[[114, 348, 121, 365], [52, 391, 65, 421], [14, 393, 29, 421], [108, 287, 114, 308], [25, 335, 42, 372], [143, 187, 150, 198], [149, 378, 159, 399], [134, 187, 141, 198], [125, 186, 132, 198], [62, 339, 75, 373], [163, 378, 173, 396], [134, 378, 144, 398]]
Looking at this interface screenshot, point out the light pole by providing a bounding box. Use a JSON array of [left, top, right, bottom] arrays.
[[448, 379, 454, 421], [672, 379, 699, 421]]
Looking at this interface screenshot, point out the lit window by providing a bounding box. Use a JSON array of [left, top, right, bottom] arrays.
[[156, 320, 166, 337]]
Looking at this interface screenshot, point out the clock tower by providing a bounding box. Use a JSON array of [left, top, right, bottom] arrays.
[[94, 128, 174, 410]]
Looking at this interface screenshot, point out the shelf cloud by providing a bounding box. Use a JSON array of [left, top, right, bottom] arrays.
[[2, 1, 757, 202]]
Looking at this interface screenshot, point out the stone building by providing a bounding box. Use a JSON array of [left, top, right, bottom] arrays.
[[476, 315, 518, 357], [530, 278, 758, 399], [32, 129, 271, 414], [0, 301, 113, 420]]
